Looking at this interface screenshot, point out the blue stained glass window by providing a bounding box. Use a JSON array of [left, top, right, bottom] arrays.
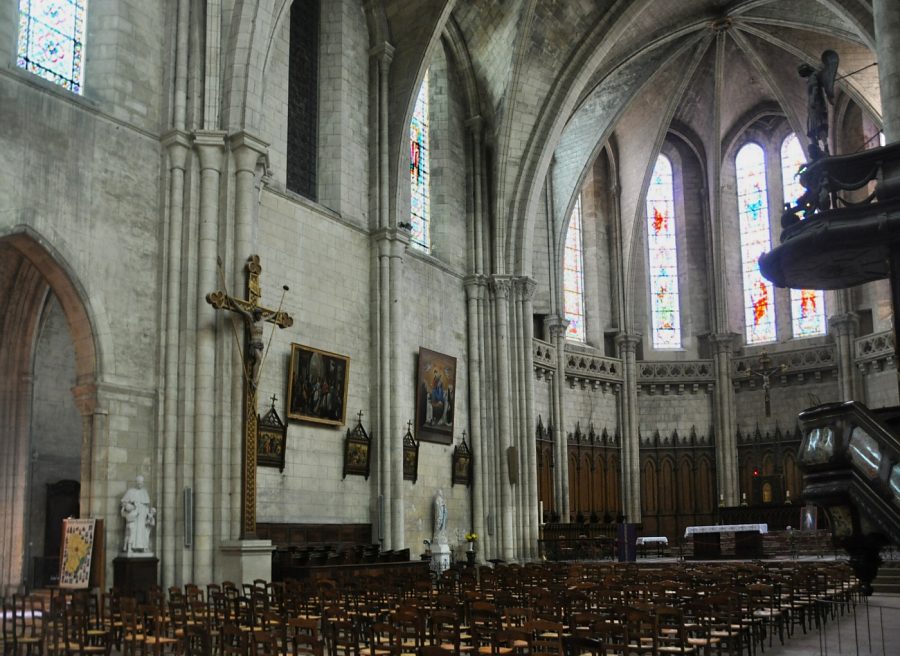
[[563, 195, 586, 342], [781, 134, 826, 338], [17, 0, 87, 94], [409, 71, 430, 253], [736, 143, 775, 344], [646, 155, 681, 349]]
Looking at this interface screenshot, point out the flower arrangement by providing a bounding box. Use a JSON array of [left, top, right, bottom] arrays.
[[465, 532, 478, 543]]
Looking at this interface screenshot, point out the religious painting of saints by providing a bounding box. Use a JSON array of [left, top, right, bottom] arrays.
[[287, 343, 350, 425], [415, 347, 457, 444], [58, 518, 96, 589]]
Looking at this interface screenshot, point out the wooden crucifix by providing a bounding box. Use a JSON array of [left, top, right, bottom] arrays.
[[206, 254, 293, 538], [747, 350, 787, 418]]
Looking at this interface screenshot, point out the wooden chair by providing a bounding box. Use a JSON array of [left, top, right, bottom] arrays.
[[559, 635, 603, 656], [523, 619, 563, 656], [654, 606, 698, 656], [325, 619, 359, 656], [286, 617, 324, 656], [429, 610, 471, 656]]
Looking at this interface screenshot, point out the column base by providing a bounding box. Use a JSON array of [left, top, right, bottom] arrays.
[[218, 539, 274, 584]]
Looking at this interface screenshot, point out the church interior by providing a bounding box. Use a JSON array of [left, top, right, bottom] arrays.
[[3, 0, 900, 614]]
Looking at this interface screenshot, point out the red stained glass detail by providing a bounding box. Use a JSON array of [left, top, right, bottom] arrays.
[[800, 289, 816, 317], [752, 281, 769, 325], [652, 207, 667, 235]]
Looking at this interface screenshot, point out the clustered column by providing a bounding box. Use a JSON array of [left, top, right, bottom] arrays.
[[545, 316, 570, 522], [615, 333, 641, 523], [710, 333, 739, 505]]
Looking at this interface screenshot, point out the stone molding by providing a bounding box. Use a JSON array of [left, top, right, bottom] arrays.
[[854, 329, 895, 374], [732, 344, 836, 387]]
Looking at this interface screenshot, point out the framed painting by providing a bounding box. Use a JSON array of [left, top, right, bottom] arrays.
[[452, 437, 472, 487], [343, 416, 371, 480], [287, 343, 350, 425], [415, 347, 457, 444], [58, 518, 96, 589]]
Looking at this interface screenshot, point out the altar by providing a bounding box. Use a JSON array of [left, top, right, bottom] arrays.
[[684, 523, 768, 559]]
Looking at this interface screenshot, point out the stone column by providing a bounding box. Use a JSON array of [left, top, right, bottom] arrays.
[[160, 130, 190, 587], [192, 131, 226, 584], [519, 278, 539, 560], [710, 332, 739, 505], [229, 133, 269, 540], [375, 231, 392, 548], [491, 277, 515, 560], [389, 233, 408, 550], [615, 333, 641, 523], [830, 313, 861, 402], [464, 276, 487, 562], [874, 0, 900, 142], [545, 316, 570, 522]]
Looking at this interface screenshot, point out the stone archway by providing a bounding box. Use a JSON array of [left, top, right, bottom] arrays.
[[0, 231, 98, 590]]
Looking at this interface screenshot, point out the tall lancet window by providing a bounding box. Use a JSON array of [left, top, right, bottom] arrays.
[[736, 143, 776, 344], [17, 0, 87, 93], [563, 195, 586, 342], [646, 154, 681, 349], [409, 71, 431, 253], [286, 0, 319, 199], [781, 133, 826, 337]]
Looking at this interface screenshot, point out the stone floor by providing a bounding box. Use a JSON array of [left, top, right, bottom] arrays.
[[761, 593, 899, 655]]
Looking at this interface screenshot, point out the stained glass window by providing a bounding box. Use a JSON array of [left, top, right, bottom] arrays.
[[409, 71, 430, 253], [286, 0, 319, 200], [736, 143, 776, 344], [563, 196, 586, 341], [646, 154, 681, 349], [17, 0, 87, 94], [781, 133, 826, 338]]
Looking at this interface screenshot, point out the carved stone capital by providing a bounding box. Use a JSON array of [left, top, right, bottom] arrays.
[[464, 275, 487, 300], [193, 131, 228, 172], [229, 131, 270, 173], [490, 275, 513, 300], [161, 130, 191, 170], [829, 312, 859, 336], [369, 41, 395, 66], [517, 277, 537, 301], [71, 383, 98, 417], [708, 332, 739, 355], [615, 332, 641, 354], [544, 315, 570, 339]]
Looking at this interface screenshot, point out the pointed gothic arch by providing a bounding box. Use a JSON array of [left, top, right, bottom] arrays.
[[0, 229, 99, 590]]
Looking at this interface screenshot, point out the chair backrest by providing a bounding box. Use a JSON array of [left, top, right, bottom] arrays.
[[525, 618, 564, 656], [560, 635, 603, 656], [288, 616, 324, 656]]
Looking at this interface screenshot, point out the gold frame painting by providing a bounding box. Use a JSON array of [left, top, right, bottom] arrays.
[[287, 343, 350, 426], [415, 347, 457, 444]]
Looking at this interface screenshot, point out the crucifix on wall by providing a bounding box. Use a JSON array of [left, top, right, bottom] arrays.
[[746, 350, 787, 417], [206, 255, 293, 538]]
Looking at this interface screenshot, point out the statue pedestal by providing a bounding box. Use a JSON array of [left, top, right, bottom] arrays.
[[431, 543, 450, 575], [114, 556, 158, 602], [219, 539, 274, 584]]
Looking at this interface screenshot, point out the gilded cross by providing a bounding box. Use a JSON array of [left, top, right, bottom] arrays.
[[206, 254, 294, 538]]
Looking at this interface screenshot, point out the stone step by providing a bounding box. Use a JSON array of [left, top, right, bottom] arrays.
[[872, 561, 900, 594]]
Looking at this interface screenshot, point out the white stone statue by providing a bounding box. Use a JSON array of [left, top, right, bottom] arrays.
[[433, 488, 448, 545], [121, 475, 156, 556]]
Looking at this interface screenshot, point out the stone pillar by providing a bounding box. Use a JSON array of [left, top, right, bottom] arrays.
[[545, 316, 570, 522], [830, 313, 861, 402], [160, 131, 190, 587], [491, 277, 515, 560], [375, 232, 392, 548], [874, 0, 900, 142], [192, 131, 226, 585], [464, 276, 487, 562], [519, 279, 539, 560], [615, 333, 641, 523], [229, 133, 269, 541], [389, 232, 408, 550], [710, 332, 739, 505]]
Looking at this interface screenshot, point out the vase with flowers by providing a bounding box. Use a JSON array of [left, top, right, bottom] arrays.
[[464, 532, 478, 565]]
